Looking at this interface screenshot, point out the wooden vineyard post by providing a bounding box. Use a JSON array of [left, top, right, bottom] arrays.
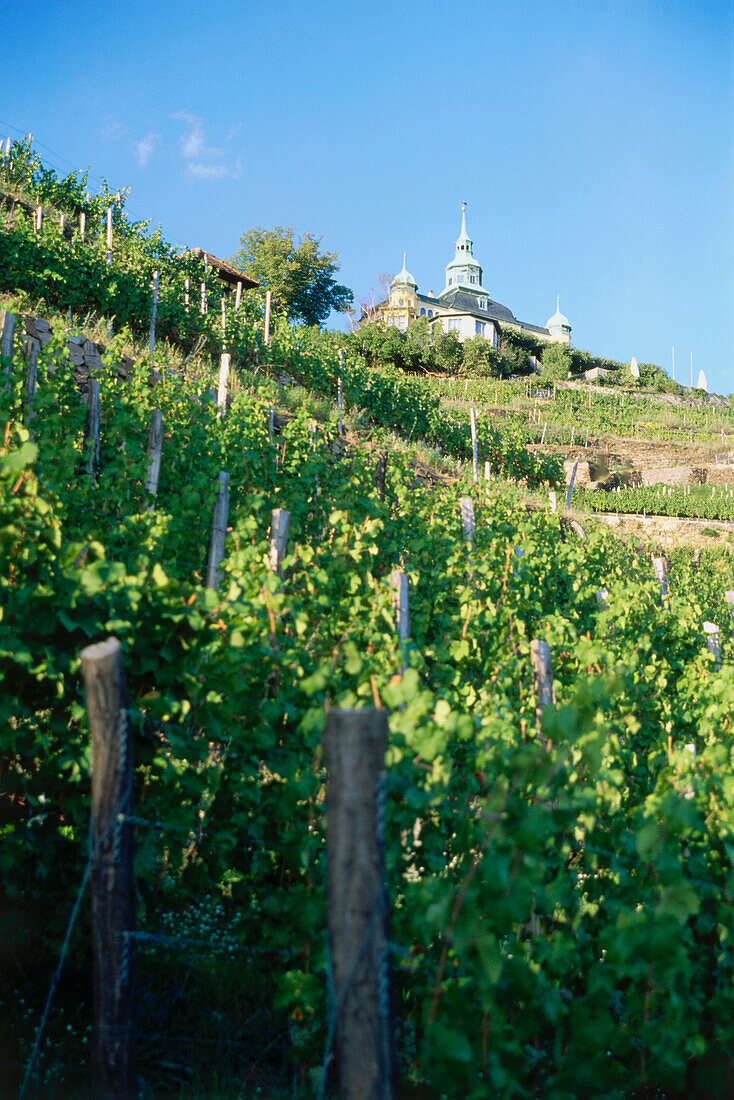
[[530, 639, 555, 739], [268, 507, 291, 574], [470, 407, 478, 482], [235, 280, 242, 310], [221, 291, 226, 347], [80, 637, 136, 1100], [24, 336, 39, 424], [205, 472, 230, 588], [323, 708, 396, 1100], [565, 460, 579, 511], [725, 591, 734, 638], [85, 380, 101, 481], [264, 289, 272, 345], [184, 277, 190, 313], [389, 570, 410, 643], [540, 422, 547, 446], [1, 308, 15, 382], [548, 490, 557, 514], [484, 460, 491, 482], [106, 207, 114, 339], [268, 405, 275, 445], [144, 410, 163, 503], [338, 355, 344, 436], [217, 353, 230, 419], [201, 252, 208, 315], [375, 452, 387, 501], [703, 622, 721, 668], [459, 496, 475, 543], [653, 557, 669, 601], [148, 271, 159, 357], [596, 587, 609, 610]]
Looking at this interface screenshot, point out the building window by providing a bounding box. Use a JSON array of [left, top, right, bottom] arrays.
[[447, 318, 460, 332], [419, 307, 425, 316], [475, 321, 485, 335], [428, 310, 433, 318]]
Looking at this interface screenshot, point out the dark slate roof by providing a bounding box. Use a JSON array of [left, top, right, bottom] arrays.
[[435, 288, 517, 324], [517, 320, 551, 335]]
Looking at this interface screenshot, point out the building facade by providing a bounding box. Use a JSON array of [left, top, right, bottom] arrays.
[[364, 206, 571, 347]]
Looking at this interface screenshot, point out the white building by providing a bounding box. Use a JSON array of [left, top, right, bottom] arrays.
[[363, 205, 571, 347]]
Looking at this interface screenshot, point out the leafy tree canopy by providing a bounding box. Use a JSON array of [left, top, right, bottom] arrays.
[[231, 226, 353, 326], [540, 342, 572, 380]]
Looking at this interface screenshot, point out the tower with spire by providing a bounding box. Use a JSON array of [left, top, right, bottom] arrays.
[[442, 203, 486, 298]]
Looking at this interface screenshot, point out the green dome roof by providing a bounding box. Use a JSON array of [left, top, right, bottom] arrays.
[[546, 296, 571, 330], [391, 252, 417, 289]]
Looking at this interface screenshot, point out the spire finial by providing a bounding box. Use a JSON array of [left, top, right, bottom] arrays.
[[403, 251, 407, 269], [557, 293, 560, 311]]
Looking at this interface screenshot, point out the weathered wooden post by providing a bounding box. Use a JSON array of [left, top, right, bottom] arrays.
[[200, 252, 208, 315], [565, 460, 579, 511], [144, 410, 163, 503], [268, 405, 275, 445], [184, 276, 190, 313], [80, 636, 136, 1100], [24, 336, 39, 425], [470, 407, 478, 482], [540, 421, 547, 445], [205, 472, 229, 588], [148, 271, 159, 357], [653, 556, 669, 600], [703, 621, 721, 668], [80, 210, 86, 242], [530, 639, 555, 738], [35, 204, 43, 232], [235, 280, 242, 310], [338, 355, 344, 437], [1, 308, 15, 380], [85, 380, 101, 480], [484, 460, 491, 482], [389, 570, 409, 642], [268, 508, 290, 573], [106, 207, 113, 338], [548, 490, 557, 514], [459, 496, 475, 543], [375, 452, 387, 501], [323, 707, 396, 1099], [217, 353, 230, 419], [264, 289, 271, 345]]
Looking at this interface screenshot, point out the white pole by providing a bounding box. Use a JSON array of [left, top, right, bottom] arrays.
[[106, 206, 113, 338], [184, 277, 190, 313], [235, 281, 242, 310]]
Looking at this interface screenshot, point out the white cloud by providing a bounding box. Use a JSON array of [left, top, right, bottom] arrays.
[[133, 133, 159, 168], [101, 117, 127, 142], [172, 111, 234, 181]]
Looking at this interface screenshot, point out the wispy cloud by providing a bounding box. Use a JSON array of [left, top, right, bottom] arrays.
[[172, 111, 235, 181], [101, 117, 127, 142], [133, 132, 160, 168]]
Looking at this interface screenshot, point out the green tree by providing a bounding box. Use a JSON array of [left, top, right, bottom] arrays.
[[462, 335, 504, 377], [231, 226, 353, 326], [540, 342, 572, 381]]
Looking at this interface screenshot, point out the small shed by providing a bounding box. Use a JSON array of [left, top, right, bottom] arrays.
[[192, 248, 259, 296]]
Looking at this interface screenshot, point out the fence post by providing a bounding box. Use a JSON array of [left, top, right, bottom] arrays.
[[323, 707, 396, 1099], [206, 471, 229, 587], [338, 352, 344, 436], [530, 639, 555, 738], [1, 308, 15, 381], [217, 352, 230, 419], [24, 336, 39, 423], [565, 460, 579, 511], [235, 280, 242, 310], [80, 636, 136, 1100], [269, 507, 290, 573], [470, 407, 478, 482], [459, 496, 475, 543], [375, 452, 387, 501], [548, 490, 557, 514], [653, 556, 669, 601], [389, 570, 410, 642], [703, 621, 721, 668], [148, 271, 159, 357], [85, 380, 101, 480], [264, 289, 271, 345], [145, 410, 163, 502]]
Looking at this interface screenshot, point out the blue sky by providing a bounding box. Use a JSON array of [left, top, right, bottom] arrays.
[[2, 0, 732, 393]]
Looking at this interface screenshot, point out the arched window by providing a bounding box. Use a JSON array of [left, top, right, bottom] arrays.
[[419, 307, 426, 316]]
